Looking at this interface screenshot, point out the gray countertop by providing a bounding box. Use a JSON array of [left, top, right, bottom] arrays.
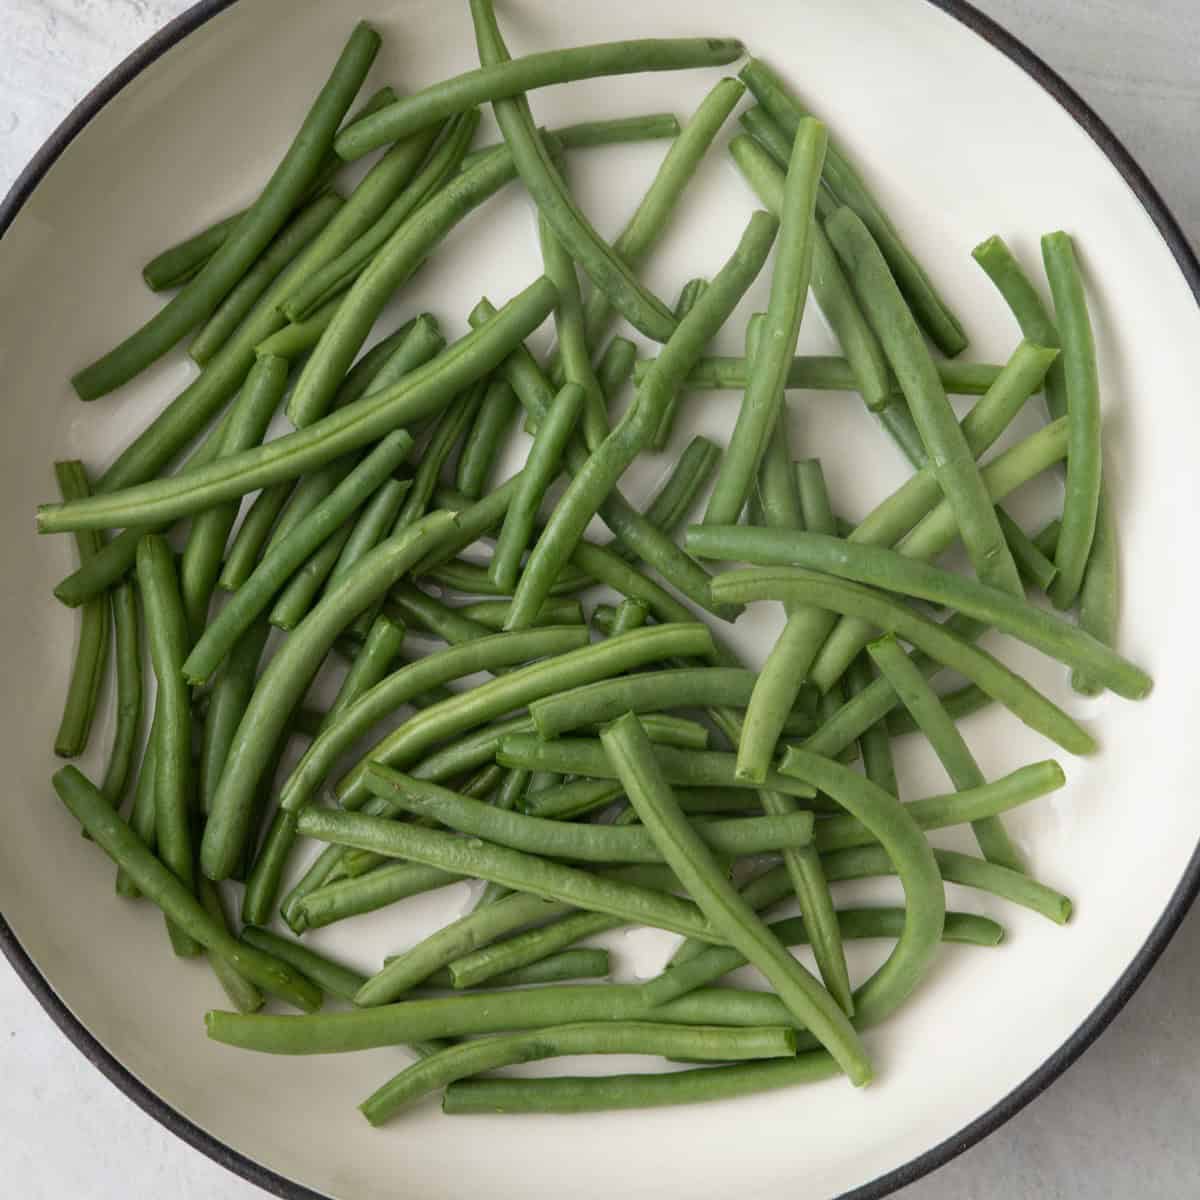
[[2, 2, 1197, 1196]]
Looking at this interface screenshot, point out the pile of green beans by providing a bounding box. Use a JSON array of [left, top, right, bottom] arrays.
[[41, 9, 1146, 1132]]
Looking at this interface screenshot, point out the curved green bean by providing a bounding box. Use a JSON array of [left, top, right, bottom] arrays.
[[335, 623, 714, 809], [56, 767, 321, 1011], [71, 23, 380, 400], [470, 0, 678, 341], [363, 1020, 794, 1124], [42, 279, 558, 534], [362, 767, 814, 864], [99, 581, 141, 807], [712, 567, 1094, 754]]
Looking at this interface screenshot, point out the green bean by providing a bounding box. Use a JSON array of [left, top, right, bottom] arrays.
[[711, 567, 1094, 754], [115, 729, 158, 898], [338, 40, 742, 161], [239, 927, 365, 1004], [1073, 495, 1119, 694], [363, 1020, 793, 1124], [280, 627, 589, 815], [581, 76, 746, 357], [738, 457, 834, 783], [327, 613, 407, 726], [729, 132, 896, 416], [1041, 232, 1103, 609], [455, 598, 583, 630], [143, 212, 243, 293], [597, 337, 638, 404], [705, 120, 826, 525], [529, 668, 801, 740], [52, 463, 110, 757], [462, 114, 682, 172], [269, 520, 358, 631], [491, 383, 585, 591], [183, 432, 416, 685], [502, 211, 778, 630], [846, 656, 899, 796], [252, 295, 343, 360], [739, 101, 796, 167], [139, 84, 400, 292], [181, 355, 290, 637], [499, 734, 821, 802], [469, 0, 676, 342], [295, 863, 465, 931], [539, 217, 607, 449], [702, 531, 1150, 701], [204, 982, 827, 1053], [71, 24, 380, 400], [324, 479, 412, 598], [135, 535, 200, 956], [807, 760, 1064, 853], [423, 557, 590, 597], [218, 484, 295, 591], [707, 411, 1070, 694], [868, 635, 1023, 869], [444, 1050, 845, 1114], [827, 209, 1021, 599], [433, 948, 610, 990], [98, 581, 141, 807], [57, 766, 321, 1010], [285, 114, 478, 332], [600, 714, 869, 1084], [606, 599, 648, 637], [335, 624, 713, 810], [198, 619, 271, 817], [644, 353, 1005, 398], [363, 767, 814, 865], [822, 845, 1072, 925], [188, 192, 344, 365], [45, 277, 556, 537], [519, 779, 624, 820], [455, 379, 519, 499], [299, 808, 726, 954], [887, 683, 993, 737], [742, 58, 966, 356], [201, 511, 456, 880], [389, 582, 498, 644], [197, 878, 264, 1014], [998, 507, 1059, 593], [751, 320, 804, 535]]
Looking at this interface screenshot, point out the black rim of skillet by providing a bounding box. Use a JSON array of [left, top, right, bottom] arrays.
[[2, 1, 1198, 1196]]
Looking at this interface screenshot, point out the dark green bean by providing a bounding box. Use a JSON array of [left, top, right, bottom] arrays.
[[600, 714, 869, 1084], [460, 114, 682, 172], [71, 24, 380, 400], [998, 507, 1059, 593], [652, 280, 709, 450], [52, 462, 110, 757], [98, 581, 141, 807], [431, 948, 610, 990], [240, 927, 366, 1004], [887, 682, 993, 737], [454, 598, 583, 630], [270, 520, 358, 631], [57, 767, 321, 1010], [218, 483, 295, 591], [198, 878, 264, 1014], [295, 863, 465, 931]]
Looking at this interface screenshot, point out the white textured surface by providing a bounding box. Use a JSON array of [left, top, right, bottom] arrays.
[[1, 2, 1198, 1198]]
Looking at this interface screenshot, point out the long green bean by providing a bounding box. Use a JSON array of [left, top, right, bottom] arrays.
[[71, 24, 380, 400], [56, 767, 321, 1010], [363, 1021, 794, 1124], [459, 114, 682, 172], [188, 192, 344, 366], [201, 511, 455, 880], [362, 767, 814, 864], [1041, 231, 1102, 609], [705, 119, 826, 524], [52, 462, 110, 757], [600, 714, 870, 1085], [98, 581, 141, 807], [1073, 495, 1118, 695], [711, 567, 1094, 754], [281, 114, 469, 327], [455, 379, 519, 499], [335, 624, 713, 809], [741, 58, 966, 357]]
